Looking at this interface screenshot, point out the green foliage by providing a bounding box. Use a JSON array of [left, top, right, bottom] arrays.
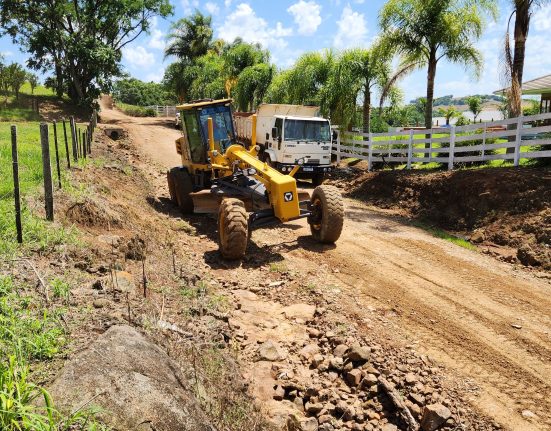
[[380, 0, 497, 128], [0, 0, 173, 105], [165, 11, 213, 61], [455, 114, 470, 126], [438, 106, 460, 125], [523, 99, 540, 116], [466, 96, 483, 121], [113, 79, 176, 107], [234, 63, 274, 111], [411, 222, 476, 250], [115, 103, 157, 117]]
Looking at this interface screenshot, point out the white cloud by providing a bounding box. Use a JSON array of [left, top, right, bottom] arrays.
[[224, 0, 232, 7], [123, 45, 156, 68], [533, 4, 551, 31], [147, 17, 165, 50], [0, 50, 13, 57], [205, 2, 220, 14], [146, 70, 164, 83], [287, 1, 322, 36], [181, 0, 199, 15], [333, 4, 367, 49], [218, 3, 292, 50]]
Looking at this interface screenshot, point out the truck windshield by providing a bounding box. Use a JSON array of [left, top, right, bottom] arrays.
[[284, 119, 330, 142]]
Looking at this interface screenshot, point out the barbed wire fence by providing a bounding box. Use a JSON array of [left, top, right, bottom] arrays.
[[7, 110, 98, 243]]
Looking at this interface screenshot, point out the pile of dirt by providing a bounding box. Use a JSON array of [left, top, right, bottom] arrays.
[[330, 165, 551, 270], [65, 197, 123, 228]]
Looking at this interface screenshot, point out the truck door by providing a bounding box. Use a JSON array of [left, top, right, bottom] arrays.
[[273, 118, 283, 151]]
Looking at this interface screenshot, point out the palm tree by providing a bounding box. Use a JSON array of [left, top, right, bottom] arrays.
[[234, 63, 274, 111], [504, 1, 549, 119], [165, 11, 213, 61], [438, 106, 461, 125], [324, 46, 393, 132], [285, 51, 335, 107], [222, 39, 270, 97], [466, 95, 483, 122], [379, 0, 497, 131]]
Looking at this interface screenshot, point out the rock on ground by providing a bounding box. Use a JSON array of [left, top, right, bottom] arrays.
[[47, 325, 214, 431], [420, 403, 452, 431]]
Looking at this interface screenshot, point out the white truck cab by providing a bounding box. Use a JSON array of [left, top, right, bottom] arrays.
[[235, 104, 333, 186]]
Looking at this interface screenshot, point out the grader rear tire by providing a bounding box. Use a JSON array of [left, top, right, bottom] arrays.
[[170, 167, 194, 214], [218, 198, 249, 260], [309, 185, 344, 243]]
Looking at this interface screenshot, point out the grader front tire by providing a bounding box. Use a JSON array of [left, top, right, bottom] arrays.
[[218, 198, 249, 260], [309, 185, 344, 244]]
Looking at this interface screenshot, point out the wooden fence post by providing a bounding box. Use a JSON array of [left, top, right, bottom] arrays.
[[62, 119, 71, 168], [70, 117, 78, 162], [11, 125, 23, 243], [514, 116, 523, 166], [407, 129, 414, 169], [368, 132, 373, 171], [52, 121, 62, 188], [40, 123, 54, 221], [82, 130, 87, 159], [448, 126, 456, 171]]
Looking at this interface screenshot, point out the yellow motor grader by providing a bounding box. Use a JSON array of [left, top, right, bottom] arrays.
[[167, 99, 344, 259]]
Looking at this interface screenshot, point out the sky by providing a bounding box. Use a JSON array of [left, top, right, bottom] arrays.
[[1, 0, 551, 103]]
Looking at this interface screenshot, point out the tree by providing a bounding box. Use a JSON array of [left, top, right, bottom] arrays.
[[285, 51, 334, 107], [165, 11, 213, 61], [0, 0, 173, 105], [6, 62, 27, 99], [0, 56, 8, 105], [323, 46, 393, 132], [438, 106, 461, 125], [379, 0, 497, 132], [503, 1, 549, 154], [466, 95, 483, 122], [234, 63, 274, 111], [27, 73, 39, 94], [221, 39, 270, 97]]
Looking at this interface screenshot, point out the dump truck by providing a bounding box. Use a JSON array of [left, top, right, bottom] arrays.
[[234, 104, 333, 186], [167, 99, 344, 260]]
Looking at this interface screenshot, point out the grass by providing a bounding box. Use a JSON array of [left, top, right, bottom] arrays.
[[0, 84, 61, 122], [0, 121, 83, 257], [410, 221, 477, 251], [0, 275, 108, 430], [114, 102, 156, 117]]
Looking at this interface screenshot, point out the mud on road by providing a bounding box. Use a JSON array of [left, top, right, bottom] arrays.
[[95, 101, 551, 430]]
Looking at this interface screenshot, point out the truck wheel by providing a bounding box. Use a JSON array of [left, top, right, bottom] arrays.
[[309, 185, 344, 244], [170, 167, 194, 214], [312, 173, 325, 187], [218, 198, 249, 260]]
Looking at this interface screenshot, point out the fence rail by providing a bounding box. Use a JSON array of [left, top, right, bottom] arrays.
[[333, 112, 551, 170], [146, 105, 177, 117]]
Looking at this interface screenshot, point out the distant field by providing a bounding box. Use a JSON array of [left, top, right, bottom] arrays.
[[0, 83, 61, 121]]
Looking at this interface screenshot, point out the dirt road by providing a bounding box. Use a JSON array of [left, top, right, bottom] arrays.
[[100, 99, 551, 430]]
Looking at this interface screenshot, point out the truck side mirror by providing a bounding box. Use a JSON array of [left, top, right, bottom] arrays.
[[266, 133, 270, 140], [271, 127, 278, 140]]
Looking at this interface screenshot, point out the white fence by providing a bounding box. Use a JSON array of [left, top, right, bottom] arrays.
[[333, 112, 551, 170], [147, 105, 177, 117]]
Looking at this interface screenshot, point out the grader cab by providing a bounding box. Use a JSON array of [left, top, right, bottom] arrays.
[[167, 99, 344, 259]]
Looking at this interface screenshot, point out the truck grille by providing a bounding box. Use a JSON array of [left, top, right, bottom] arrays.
[[307, 159, 320, 165]]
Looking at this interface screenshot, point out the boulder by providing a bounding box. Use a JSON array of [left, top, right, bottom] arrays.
[[287, 412, 319, 431], [420, 403, 452, 431], [258, 340, 286, 361], [47, 325, 213, 431], [346, 345, 370, 363]]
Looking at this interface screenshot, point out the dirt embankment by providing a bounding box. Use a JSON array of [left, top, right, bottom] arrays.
[[330, 164, 551, 270]]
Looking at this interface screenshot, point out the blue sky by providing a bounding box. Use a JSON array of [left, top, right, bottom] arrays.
[[1, 0, 551, 103]]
